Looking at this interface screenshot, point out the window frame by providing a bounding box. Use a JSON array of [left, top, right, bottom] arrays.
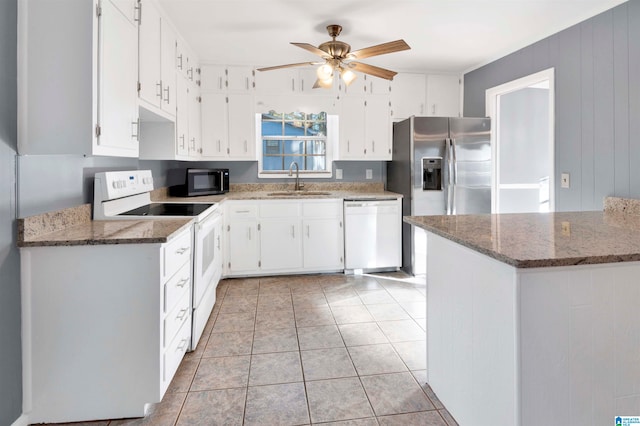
[[256, 112, 338, 179]]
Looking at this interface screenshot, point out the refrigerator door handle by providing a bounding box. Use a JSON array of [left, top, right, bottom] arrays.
[[445, 138, 453, 214], [451, 138, 458, 185]]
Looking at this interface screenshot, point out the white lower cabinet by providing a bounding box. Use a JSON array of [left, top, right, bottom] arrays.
[[224, 199, 344, 276], [20, 226, 193, 424]]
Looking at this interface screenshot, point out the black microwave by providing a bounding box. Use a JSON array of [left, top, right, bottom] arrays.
[[170, 168, 229, 197]]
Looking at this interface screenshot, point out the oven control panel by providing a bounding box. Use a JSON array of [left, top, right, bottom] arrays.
[[95, 170, 154, 201]]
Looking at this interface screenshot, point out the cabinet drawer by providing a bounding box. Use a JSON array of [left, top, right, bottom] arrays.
[[302, 201, 341, 218], [163, 317, 191, 385], [164, 290, 191, 348], [227, 203, 258, 218], [163, 229, 192, 280], [164, 261, 191, 314], [260, 201, 300, 218]]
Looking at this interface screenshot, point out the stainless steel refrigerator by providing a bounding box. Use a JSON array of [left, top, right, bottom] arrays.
[[387, 116, 492, 275]]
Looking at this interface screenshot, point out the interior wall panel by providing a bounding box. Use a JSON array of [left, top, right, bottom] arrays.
[[464, 2, 637, 211]]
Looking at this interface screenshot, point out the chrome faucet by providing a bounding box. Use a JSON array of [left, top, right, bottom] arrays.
[[288, 161, 304, 191]]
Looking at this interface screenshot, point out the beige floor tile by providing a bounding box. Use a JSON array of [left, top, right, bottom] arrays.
[[110, 392, 187, 426], [365, 303, 411, 321], [361, 372, 434, 416], [338, 323, 388, 346], [351, 279, 385, 292], [166, 357, 199, 393], [331, 305, 375, 324], [314, 418, 378, 426], [347, 344, 408, 376], [255, 308, 296, 329], [249, 351, 303, 386], [387, 288, 426, 303], [378, 410, 446, 426], [219, 294, 258, 314], [357, 290, 396, 305], [399, 301, 427, 319], [224, 280, 260, 297], [176, 388, 246, 426], [297, 324, 345, 350], [377, 319, 426, 342], [292, 292, 329, 309], [259, 278, 292, 294], [289, 281, 325, 293], [392, 340, 427, 370], [211, 311, 256, 333], [321, 281, 356, 292], [203, 331, 253, 357], [252, 327, 299, 353], [410, 370, 445, 409], [306, 377, 374, 423], [295, 306, 336, 327], [326, 289, 363, 307], [244, 382, 309, 426], [300, 347, 357, 381], [190, 355, 250, 391], [256, 293, 293, 311]]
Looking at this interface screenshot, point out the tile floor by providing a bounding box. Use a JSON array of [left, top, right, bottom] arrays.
[[41, 272, 457, 426]]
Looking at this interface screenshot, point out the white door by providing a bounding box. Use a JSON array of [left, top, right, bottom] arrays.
[[201, 93, 228, 157], [227, 93, 254, 159], [160, 18, 177, 115], [227, 220, 259, 273], [339, 96, 365, 159], [175, 76, 189, 156], [138, 0, 161, 107], [303, 218, 343, 270], [260, 219, 303, 271], [365, 96, 391, 159], [486, 68, 555, 213]]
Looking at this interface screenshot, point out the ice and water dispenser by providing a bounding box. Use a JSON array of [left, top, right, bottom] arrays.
[[422, 157, 442, 190]]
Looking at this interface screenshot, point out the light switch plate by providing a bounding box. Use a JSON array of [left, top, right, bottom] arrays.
[[366, 169, 373, 179], [561, 173, 570, 188], [336, 169, 343, 180]]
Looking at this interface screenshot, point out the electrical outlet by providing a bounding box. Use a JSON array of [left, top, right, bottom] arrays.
[[366, 169, 373, 179], [336, 169, 343, 180], [561, 221, 571, 236], [561, 173, 570, 188]]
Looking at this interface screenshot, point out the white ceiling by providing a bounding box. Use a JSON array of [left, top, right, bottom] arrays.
[[158, 0, 626, 74]]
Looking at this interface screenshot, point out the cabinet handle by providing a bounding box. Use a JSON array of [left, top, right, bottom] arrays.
[[156, 81, 162, 98], [306, 225, 310, 238], [164, 86, 170, 104], [179, 135, 185, 148], [370, 82, 373, 93], [420, 103, 424, 114], [176, 278, 189, 288], [131, 119, 139, 140], [217, 140, 221, 153], [432, 104, 436, 115], [291, 225, 295, 238], [364, 148, 367, 154], [177, 54, 183, 70], [176, 308, 189, 321], [188, 68, 193, 80], [176, 247, 189, 254], [218, 77, 223, 91], [244, 140, 247, 152], [248, 227, 252, 240], [301, 79, 304, 92], [372, 140, 375, 152], [191, 137, 196, 150], [245, 77, 249, 90], [176, 339, 189, 352], [347, 141, 350, 152], [227, 147, 230, 154], [217, 234, 221, 250]]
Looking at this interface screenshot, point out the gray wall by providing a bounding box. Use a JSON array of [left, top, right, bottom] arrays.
[[0, 0, 22, 424], [464, 1, 640, 211]]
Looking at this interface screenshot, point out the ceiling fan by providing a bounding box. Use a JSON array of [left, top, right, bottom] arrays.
[[256, 24, 411, 89]]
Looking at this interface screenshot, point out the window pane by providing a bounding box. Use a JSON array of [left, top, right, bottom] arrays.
[[284, 140, 304, 155]]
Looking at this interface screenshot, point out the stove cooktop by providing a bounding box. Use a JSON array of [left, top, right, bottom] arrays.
[[119, 203, 215, 217]]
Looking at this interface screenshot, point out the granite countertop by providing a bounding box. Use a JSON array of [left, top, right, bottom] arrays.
[[18, 204, 192, 248], [404, 197, 640, 268], [151, 182, 402, 202]]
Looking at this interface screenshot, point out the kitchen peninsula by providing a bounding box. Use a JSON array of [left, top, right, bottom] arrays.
[[405, 197, 640, 426]]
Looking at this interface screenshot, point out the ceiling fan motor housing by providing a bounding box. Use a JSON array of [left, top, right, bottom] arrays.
[[318, 40, 351, 58]]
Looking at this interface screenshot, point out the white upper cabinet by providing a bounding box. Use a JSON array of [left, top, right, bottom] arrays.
[[201, 93, 255, 160], [138, 0, 176, 118], [390, 73, 427, 121], [18, 0, 139, 157], [426, 74, 461, 117]]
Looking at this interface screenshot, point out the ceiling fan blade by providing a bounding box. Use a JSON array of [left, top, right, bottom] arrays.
[[349, 62, 398, 80], [291, 42, 330, 58], [349, 40, 410, 60], [256, 62, 316, 72]]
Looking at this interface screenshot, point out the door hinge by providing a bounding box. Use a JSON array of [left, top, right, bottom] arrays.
[[340, 256, 343, 263], [134, 1, 141, 23], [137, 81, 141, 93], [227, 225, 230, 231], [257, 223, 261, 231], [96, 4, 102, 17], [225, 96, 229, 104], [95, 124, 101, 138], [258, 260, 261, 268], [339, 221, 342, 228], [197, 96, 202, 103], [228, 262, 231, 269]]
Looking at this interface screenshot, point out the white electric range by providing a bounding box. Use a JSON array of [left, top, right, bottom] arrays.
[[94, 170, 223, 350]]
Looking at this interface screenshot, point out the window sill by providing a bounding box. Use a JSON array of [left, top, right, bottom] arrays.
[[258, 171, 333, 179]]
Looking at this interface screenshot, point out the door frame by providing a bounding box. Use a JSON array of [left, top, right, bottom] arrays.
[[485, 68, 555, 213]]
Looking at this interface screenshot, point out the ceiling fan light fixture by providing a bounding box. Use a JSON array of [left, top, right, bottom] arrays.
[[341, 68, 357, 86], [316, 76, 334, 89], [316, 63, 334, 80]]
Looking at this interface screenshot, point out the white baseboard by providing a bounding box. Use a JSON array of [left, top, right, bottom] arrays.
[[11, 414, 28, 426]]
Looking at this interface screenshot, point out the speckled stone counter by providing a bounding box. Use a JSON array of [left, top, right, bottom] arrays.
[[151, 182, 402, 202], [17, 204, 192, 247], [404, 210, 640, 268]]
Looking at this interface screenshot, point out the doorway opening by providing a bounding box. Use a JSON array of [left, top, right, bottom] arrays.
[[485, 68, 555, 213]]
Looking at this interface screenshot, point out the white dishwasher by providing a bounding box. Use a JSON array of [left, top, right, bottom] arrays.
[[344, 198, 402, 271]]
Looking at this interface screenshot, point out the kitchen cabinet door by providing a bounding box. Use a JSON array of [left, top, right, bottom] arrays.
[[391, 73, 426, 121], [200, 65, 227, 92], [255, 68, 298, 94], [426, 74, 461, 117], [227, 93, 255, 159], [138, 0, 161, 108], [339, 96, 366, 159], [227, 220, 260, 274], [97, 0, 139, 156], [175, 76, 189, 156], [259, 219, 303, 271], [160, 18, 177, 115], [302, 218, 343, 270], [201, 93, 228, 157], [365, 96, 392, 160], [226, 66, 255, 92], [188, 84, 202, 157]]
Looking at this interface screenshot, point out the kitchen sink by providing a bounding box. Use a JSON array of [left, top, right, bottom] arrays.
[[266, 191, 332, 196]]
